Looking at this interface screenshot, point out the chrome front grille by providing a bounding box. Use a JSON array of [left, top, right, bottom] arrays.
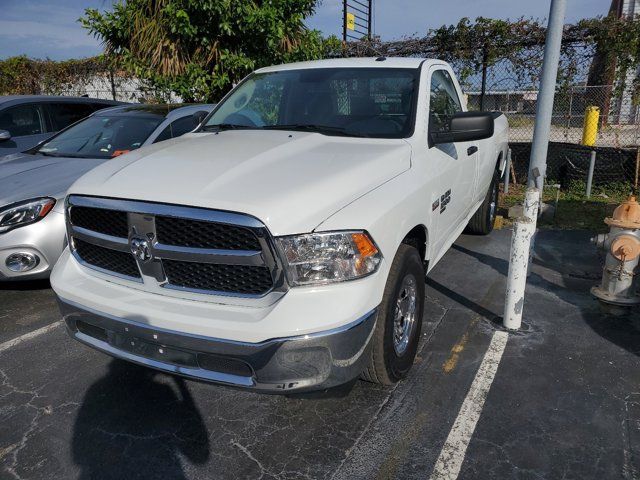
[[162, 259, 273, 295], [66, 196, 285, 299], [155, 216, 261, 250], [70, 206, 129, 238], [74, 238, 141, 279]]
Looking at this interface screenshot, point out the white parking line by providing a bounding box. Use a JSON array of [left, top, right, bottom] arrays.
[[430, 330, 509, 480], [0, 321, 62, 354]]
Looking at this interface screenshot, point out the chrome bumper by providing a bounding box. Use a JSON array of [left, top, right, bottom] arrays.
[[57, 297, 377, 393]]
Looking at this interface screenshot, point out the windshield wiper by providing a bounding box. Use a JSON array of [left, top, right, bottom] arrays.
[[38, 151, 94, 159], [261, 124, 367, 137], [200, 123, 255, 132], [57, 153, 96, 159]]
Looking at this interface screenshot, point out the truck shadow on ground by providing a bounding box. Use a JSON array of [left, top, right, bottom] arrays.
[[425, 275, 501, 326], [72, 360, 210, 480], [449, 232, 640, 357]]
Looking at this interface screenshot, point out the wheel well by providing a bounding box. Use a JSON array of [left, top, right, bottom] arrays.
[[401, 225, 428, 261]]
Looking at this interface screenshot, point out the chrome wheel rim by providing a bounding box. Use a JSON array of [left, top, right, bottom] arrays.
[[489, 181, 497, 222], [393, 274, 418, 356]]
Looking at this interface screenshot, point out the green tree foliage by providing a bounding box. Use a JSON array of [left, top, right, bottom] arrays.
[[427, 17, 546, 84], [578, 15, 640, 96], [80, 0, 332, 102], [343, 15, 640, 93], [0, 56, 113, 96]]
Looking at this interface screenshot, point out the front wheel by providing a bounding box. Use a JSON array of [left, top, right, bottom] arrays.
[[361, 244, 425, 385], [466, 168, 499, 235]]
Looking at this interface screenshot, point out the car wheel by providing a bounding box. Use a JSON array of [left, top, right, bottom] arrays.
[[361, 244, 425, 385], [466, 168, 499, 235]]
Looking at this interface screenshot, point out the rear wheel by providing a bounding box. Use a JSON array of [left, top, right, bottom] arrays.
[[361, 244, 425, 385], [466, 168, 499, 235]]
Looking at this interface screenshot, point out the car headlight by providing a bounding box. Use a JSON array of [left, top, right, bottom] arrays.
[[0, 198, 56, 234], [277, 231, 382, 286]]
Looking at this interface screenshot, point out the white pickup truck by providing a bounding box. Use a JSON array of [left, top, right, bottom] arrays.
[[52, 58, 508, 392]]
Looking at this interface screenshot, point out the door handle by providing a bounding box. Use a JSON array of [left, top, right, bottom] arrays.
[[467, 146, 478, 156]]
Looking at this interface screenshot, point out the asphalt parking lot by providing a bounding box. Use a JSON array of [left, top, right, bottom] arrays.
[[1, 229, 639, 480]]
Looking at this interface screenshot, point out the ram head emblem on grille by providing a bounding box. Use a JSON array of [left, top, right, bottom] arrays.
[[130, 237, 152, 263]]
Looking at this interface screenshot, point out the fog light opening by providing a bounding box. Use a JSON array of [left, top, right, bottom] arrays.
[[6, 252, 39, 272]]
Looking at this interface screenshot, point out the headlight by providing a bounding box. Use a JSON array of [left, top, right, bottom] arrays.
[[277, 231, 382, 286], [0, 198, 56, 233]]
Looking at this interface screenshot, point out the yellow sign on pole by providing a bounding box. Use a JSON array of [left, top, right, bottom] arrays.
[[346, 12, 355, 31]]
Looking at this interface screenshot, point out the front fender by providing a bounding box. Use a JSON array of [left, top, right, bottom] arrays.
[[313, 169, 433, 301]]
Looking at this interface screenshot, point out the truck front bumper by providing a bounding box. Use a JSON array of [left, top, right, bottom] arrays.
[[58, 298, 377, 393]]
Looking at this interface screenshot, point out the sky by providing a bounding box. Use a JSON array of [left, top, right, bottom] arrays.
[[0, 0, 610, 61]]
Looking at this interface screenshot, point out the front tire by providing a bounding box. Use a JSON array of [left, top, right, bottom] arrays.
[[361, 244, 425, 385], [466, 168, 499, 235]]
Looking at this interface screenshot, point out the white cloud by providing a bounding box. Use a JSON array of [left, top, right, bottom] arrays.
[[0, 20, 100, 49], [0, 0, 108, 59]]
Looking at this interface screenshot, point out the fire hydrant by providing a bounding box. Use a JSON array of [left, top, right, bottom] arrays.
[[591, 195, 640, 307]]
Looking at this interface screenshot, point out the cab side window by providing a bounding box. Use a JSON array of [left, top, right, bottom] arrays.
[[153, 115, 199, 143], [0, 104, 45, 137], [429, 70, 462, 132], [48, 103, 95, 131]]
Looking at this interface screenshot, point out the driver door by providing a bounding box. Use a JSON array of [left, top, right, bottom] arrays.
[[427, 68, 478, 256]]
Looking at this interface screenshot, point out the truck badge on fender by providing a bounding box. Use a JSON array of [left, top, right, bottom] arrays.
[[440, 189, 452, 213]]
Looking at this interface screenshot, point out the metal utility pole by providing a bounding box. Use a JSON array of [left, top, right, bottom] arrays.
[[526, 0, 567, 191], [504, 0, 567, 330]]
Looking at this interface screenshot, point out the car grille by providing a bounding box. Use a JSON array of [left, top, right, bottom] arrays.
[[70, 206, 128, 238], [155, 216, 261, 250], [66, 196, 282, 298], [74, 238, 141, 278], [163, 260, 273, 295]]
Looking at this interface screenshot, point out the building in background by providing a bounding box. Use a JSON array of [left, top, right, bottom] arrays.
[[617, 0, 640, 124], [591, 0, 640, 124]]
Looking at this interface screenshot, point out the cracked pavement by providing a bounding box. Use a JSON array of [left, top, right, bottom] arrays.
[[1, 230, 639, 479]]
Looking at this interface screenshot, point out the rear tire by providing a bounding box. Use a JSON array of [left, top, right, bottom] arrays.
[[361, 244, 425, 385], [466, 168, 499, 235]]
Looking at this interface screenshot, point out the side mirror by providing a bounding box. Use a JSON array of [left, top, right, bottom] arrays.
[[431, 112, 494, 145], [0, 130, 11, 142]]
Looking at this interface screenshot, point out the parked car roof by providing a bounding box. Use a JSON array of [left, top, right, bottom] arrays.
[[94, 104, 213, 120], [0, 95, 123, 106]]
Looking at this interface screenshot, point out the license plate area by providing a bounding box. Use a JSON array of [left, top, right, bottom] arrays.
[[112, 333, 198, 368]]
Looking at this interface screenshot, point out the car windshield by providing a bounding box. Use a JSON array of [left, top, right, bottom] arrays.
[[36, 115, 164, 159], [202, 67, 419, 138]]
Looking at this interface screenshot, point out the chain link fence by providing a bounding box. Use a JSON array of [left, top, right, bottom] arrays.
[[346, 26, 640, 197], [4, 33, 639, 197], [0, 57, 181, 103], [465, 70, 640, 195], [53, 73, 183, 103]]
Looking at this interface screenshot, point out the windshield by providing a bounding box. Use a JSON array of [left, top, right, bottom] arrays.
[[37, 115, 163, 159], [203, 67, 419, 138]]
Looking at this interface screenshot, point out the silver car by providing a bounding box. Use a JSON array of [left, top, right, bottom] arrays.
[[0, 95, 123, 156], [0, 103, 215, 281]]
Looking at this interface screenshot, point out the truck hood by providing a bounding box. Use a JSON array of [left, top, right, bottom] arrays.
[[0, 152, 107, 211], [69, 130, 412, 235]]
